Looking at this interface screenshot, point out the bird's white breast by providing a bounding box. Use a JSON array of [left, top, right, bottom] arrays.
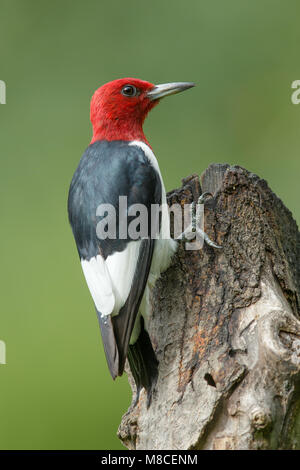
[[129, 141, 177, 285]]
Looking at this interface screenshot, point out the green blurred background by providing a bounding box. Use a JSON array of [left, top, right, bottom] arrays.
[[0, 0, 300, 449]]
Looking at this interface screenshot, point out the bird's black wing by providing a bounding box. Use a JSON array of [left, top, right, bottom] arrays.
[[68, 140, 161, 379], [112, 237, 155, 375]]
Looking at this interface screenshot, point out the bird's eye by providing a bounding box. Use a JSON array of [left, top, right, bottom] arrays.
[[121, 85, 137, 97]]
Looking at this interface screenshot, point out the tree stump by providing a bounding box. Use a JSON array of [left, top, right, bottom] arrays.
[[118, 164, 300, 450]]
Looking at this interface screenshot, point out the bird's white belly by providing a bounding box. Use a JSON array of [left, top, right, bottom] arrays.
[[128, 141, 177, 343], [148, 193, 177, 286], [129, 140, 177, 284]]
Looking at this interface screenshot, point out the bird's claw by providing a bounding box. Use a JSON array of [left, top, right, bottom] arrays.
[[176, 191, 222, 249], [197, 191, 213, 205]]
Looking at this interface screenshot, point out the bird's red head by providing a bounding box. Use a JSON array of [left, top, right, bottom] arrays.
[[90, 78, 195, 145]]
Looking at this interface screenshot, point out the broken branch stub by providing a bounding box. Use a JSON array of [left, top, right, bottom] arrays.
[[118, 164, 300, 450]]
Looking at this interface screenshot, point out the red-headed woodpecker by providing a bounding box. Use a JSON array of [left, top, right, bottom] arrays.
[[68, 78, 195, 406]]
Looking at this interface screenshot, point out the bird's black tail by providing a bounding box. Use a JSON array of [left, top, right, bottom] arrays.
[[127, 317, 158, 408]]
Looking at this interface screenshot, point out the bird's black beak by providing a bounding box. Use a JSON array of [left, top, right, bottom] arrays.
[[147, 82, 195, 100]]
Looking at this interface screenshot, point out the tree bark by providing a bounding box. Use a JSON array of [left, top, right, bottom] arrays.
[[118, 164, 300, 450]]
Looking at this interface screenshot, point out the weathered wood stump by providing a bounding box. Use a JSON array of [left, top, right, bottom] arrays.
[[118, 164, 300, 450]]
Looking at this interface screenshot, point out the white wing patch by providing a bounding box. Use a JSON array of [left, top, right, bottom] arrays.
[[106, 240, 141, 315], [81, 241, 141, 318], [81, 255, 115, 316]]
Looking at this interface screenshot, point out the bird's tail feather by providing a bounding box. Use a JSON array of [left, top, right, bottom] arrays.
[[97, 310, 119, 380], [127, 318, 158, 408]]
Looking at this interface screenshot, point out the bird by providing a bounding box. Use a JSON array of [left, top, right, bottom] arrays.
[[68, 78, 195, 406]]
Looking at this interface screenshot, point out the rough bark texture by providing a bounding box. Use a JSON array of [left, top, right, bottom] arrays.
[[118, 164, 300, 450]]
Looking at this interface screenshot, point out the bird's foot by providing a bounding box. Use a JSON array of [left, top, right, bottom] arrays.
[[176, 192, 222, 249]]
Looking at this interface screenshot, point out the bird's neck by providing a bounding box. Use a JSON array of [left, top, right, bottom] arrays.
[[91, 118, 149, 146]]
